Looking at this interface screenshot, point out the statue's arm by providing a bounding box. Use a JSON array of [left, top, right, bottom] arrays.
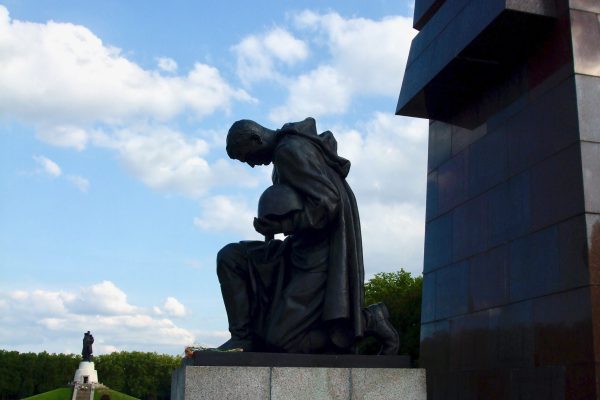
[[273, 141, 340, 234]]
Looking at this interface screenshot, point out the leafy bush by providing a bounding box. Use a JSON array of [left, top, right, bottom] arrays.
[[361, 269, 422, 362]]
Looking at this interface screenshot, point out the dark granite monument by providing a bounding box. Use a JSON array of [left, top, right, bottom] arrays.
[[398, 0, 600, 398], [214, 117, 400, 356]]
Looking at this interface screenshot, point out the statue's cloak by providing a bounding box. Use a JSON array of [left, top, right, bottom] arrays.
[[272, 117, 365, 343]]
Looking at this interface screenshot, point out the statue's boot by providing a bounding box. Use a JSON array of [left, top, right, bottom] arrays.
[[363, 303, 400, 355], [217, 282, 254, 352]]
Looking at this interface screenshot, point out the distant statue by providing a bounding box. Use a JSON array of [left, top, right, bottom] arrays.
[[215, 117, 399, 354], [82, 331, 94, 361]]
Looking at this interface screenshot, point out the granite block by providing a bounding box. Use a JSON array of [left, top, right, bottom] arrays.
[[470, 245, 508, 311], [533, 287, 595, 366], [435, 261, 469, 319], [420, 320, 450, 371], [413, 0, 446, 30], [495, 301, 535, 368], [558, 215, 589, 291], [488, 172, 532, 247], [172, 365, 427, 400], [507, 77, 579, 176], [421, 272, 436, 323], [582, 141, 600, 213], [426, 171, 439, 221], [423, 212, 453, 272], [350, 368, 426, 400], [271, 367, 349, 400], [531, 144, 584, 230], [509, 226, 560, 302], [188, 352, 411, 368], [438, 149, 469, 213], [509, 366, 566, 400], [452, 195, 488, 261], [449, 310, 496, 370], [451, 123, 487, 156], [570, 0, 600, 13], [468, 127, 508, 197], [428, 121, 452, 172], [575, 74, 600, 142], [571, 9, 600, 76], [587, 214, 600, 285], [182, 366, 270, 400]]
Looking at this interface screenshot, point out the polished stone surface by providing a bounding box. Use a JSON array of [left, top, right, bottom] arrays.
[[271, 368, 349, 400], [172, 366, 270, 400], [399, 0, 600, 398], [398, 0, 557, 127], [188, 351, 411, 368], [171, 365, 426, 400]]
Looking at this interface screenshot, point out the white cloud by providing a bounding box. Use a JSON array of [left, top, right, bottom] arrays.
[[233, 27, 308, 85], [163, 297, 186, 317], [33, 155, 62, 177], [295, 11, 414, 96], [67, 175, 90, 192], [36, 125, 89, 151], [157, 57, 177, 73], [0, 5, 252, 147], [268, 65, 351, 123], [265, 11, 415, 122], [194, 195, 262, 239], [94, 125, 213, 198], [337, 113, 428, 204], [332, 113, 428, 274], [0, 281, 195, 354], [360, 201, 425, 276], [31, 154, 91, 192], [69, 281, 138, 315]]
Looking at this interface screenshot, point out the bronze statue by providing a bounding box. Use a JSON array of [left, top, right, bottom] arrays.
[[82, 331, 94, 361], [216, 117, 399, 354]]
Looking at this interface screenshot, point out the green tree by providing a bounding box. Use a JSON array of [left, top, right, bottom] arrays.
[[362, 269, 422, 362], [95, 351, 181, 400]]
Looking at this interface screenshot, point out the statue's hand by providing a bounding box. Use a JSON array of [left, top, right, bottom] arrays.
[[253, 217, 281, 236]]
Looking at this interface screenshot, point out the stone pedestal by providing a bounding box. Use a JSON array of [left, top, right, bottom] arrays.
[[73, 361, 98, 385], [171, 353, 426, 400]]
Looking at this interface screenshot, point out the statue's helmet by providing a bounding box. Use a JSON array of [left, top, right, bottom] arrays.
[[257, 184, 304, 219]]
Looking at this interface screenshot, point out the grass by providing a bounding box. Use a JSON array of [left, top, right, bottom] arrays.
[[23, 387, 72, 400], [93, 388, 139, 400], [23, 387, 139, 400]]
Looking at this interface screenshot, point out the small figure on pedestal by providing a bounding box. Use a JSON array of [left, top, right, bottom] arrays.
[[82, 331, 94, 362]]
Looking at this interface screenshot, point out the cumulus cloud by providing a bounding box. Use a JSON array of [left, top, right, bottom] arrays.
[[157, 57, 177, 73], [0, 5, 261, 201], [33, 155, 62, 177], [360, 201, 425, 276], [163, 297, 186, 317], [337, 113, 428, 204], [194, 195, 262, 239], [69, 281, 138, 315], [66, 175, 90, 192], [0, 281, 195, 354], [263, 11, 415, 123], [294, 11, 414, 96], [268, 65, 351, 122], [31, 155, 91, 192], [333, 113, 428, 274], [0, 5, 251, 134], [232, 27, 308, 85]]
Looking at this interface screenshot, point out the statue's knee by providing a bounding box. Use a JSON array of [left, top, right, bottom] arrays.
[[216, 243, 242, 279]]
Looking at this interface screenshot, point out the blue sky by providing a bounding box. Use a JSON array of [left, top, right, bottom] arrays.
[[0, 1, 428, 355]]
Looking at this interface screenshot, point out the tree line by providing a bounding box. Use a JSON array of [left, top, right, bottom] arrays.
[[0, 350, 181, 400]]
